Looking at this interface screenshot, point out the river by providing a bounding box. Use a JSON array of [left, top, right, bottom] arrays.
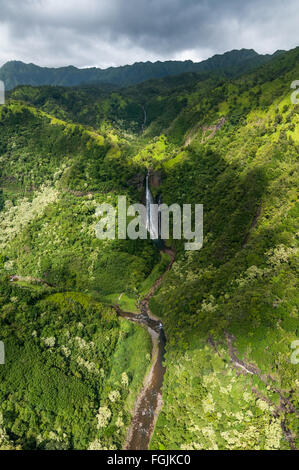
[[114, 247, 175, 450]]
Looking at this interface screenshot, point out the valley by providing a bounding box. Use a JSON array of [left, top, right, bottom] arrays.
[[0, 46, 298, 450]]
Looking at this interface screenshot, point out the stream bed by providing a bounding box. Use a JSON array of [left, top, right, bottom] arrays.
[[114, 248, 174, 450]]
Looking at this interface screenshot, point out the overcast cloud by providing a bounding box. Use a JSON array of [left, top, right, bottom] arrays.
[[0, 0, 298, 69]]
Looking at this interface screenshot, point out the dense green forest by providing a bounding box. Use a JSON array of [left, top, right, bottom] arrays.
[[0, 46, 298, 450]]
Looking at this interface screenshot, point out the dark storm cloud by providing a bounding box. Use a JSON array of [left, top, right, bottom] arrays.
[[0, 0, 298, 68]]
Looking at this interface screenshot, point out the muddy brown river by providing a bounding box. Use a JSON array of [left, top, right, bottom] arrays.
[[114, 248, 174, 450]]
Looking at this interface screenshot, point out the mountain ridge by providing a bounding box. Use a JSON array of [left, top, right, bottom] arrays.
[[0, 48, 285, 89]]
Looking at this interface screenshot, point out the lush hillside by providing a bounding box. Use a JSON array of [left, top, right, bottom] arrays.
[[148, 53, 299, 450], [0, 289, 151, 450], [0, 49, 278, 90], [0, 101, 158, 450], [0, 47, 298, 450]]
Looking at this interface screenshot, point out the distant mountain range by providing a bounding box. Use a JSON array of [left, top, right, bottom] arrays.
[[0, 48, 285, 89]]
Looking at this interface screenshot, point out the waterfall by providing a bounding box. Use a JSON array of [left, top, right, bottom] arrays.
[[157, 194, 162, 238], [146, 173, 159, 239]]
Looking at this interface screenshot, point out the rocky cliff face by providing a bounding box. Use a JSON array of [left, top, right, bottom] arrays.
[[148, 169, 162, 188]]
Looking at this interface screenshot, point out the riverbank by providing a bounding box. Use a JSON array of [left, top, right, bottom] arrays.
[[114, 247, 175, 450]]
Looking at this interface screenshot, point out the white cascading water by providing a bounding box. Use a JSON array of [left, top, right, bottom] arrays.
[[146, 173, 159, 239]]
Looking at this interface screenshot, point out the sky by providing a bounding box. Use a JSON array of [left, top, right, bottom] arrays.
[[0, 0, 298, 69]]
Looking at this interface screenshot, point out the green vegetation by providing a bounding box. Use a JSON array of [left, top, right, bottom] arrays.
[[1, 49, 277, 90], [0, 46, 298, 450], [0, 286, 151, 450], [148, 47, 299, 450]]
